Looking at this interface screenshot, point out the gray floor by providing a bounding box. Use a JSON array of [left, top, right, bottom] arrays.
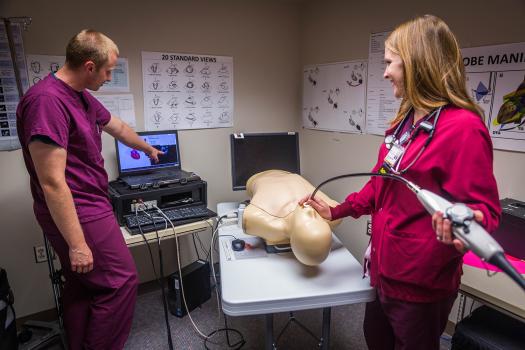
[[124, 288, 453, 349]]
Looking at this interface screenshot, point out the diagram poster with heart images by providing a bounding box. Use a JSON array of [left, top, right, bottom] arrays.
[[26, 54, 130, 92], [302, 60, 367, 134], [142, 51, 234, 131], [462, 41, 525, 152]]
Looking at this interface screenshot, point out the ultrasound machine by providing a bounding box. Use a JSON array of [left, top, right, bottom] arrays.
[[109, 129, 216, 234]]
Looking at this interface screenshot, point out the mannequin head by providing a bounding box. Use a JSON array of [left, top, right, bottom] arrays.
[[243, 170, 340, 266], [289, 205, 333, 265]]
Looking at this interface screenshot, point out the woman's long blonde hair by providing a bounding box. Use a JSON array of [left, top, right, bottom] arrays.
[[385, 15, 482, 126]]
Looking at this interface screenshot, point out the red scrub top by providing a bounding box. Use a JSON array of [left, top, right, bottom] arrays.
[[331, 106, 501, 302]]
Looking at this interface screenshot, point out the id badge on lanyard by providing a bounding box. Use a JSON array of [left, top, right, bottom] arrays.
[[384, 142, 405, 169]]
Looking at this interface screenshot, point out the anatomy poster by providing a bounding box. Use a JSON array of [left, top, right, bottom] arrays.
[[0, 21, 29, 151], [366, 31, 400, 136], [302, 60, 367, 134], [142, 51, 234, 131], [26, 54, 130, 92], [462, 42, 525, 152], [465, 72, 494, 120]]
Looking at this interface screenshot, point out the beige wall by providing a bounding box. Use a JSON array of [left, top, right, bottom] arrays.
[[1, 0, 524, 318], [0, 0, 302, 317]]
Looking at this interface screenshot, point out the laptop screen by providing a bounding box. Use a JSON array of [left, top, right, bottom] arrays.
[[116, 130, 181, 176]]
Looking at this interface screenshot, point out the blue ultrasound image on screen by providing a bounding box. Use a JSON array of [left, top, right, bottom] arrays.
[[152, 144, 178, 165], [117, 131, 181, 174]]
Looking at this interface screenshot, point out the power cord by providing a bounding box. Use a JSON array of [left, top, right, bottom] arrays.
[[137, 206, 246, 348], [135, 207, 159, 279], [192, 234, 200, 260], [209, 214, 237, 319], [154, 205, 214, 339], [135, 206, 174, 350], [205, 213, 246, 349]]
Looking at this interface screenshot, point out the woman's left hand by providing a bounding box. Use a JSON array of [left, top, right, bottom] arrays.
[[432, 209, 484, 253]]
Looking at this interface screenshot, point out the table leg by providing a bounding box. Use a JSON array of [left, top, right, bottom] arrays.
[[321, 307, 331, 350], [266, 313, 275, 350]]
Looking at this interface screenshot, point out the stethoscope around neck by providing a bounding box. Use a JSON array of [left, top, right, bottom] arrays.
[[382, 105, 444, 174]]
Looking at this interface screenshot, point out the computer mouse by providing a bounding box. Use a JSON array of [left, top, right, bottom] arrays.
[[231, 239, 245, 252]]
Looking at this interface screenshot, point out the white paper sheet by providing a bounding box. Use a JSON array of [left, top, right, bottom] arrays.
[[365, 31, 401, 136], [93, 93, 136, 129]]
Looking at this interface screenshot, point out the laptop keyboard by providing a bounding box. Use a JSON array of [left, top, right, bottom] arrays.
[[137, 175, 176, 183], [120, 170, 200, 189], [124, 206, 216, 235], [124, 172, 182, 183]]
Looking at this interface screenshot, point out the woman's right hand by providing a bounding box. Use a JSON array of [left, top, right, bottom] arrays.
[[298, 195, 332, 220]]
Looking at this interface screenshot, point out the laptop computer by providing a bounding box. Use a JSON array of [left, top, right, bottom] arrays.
[[115, 130, 197, 189]]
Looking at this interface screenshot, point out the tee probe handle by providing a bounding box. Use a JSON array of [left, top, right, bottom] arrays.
[[410, 185, 504, 260], [410, 184, 525, 292]]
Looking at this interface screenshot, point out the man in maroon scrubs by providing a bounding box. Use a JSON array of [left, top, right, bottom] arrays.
[[17, 30, 161, 350]]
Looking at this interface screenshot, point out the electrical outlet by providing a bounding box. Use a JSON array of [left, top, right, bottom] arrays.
[[34, 245, 47, 263]]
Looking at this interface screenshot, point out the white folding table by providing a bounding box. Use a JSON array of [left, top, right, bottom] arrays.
[[217, 202, 375, 349]]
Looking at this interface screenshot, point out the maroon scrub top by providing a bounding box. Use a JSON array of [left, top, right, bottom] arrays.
[[17, 74, 113, 223]]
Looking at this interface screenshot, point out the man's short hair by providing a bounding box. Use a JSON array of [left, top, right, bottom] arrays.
[[65, 29, 119, 70]]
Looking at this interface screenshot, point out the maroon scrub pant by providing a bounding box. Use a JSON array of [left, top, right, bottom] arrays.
[[363, 290, 457, 350], [38, 213, 138, 350]]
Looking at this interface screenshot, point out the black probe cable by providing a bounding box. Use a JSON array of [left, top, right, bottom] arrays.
[[488, 253, 525, 291], [310, 172, 525, 292], [309, 172, 411, 199]]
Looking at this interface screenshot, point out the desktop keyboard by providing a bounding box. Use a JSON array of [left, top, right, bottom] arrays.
[[124, 206, 216, 235]]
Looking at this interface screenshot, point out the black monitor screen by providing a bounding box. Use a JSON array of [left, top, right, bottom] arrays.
[[230, 132, 300, 190]]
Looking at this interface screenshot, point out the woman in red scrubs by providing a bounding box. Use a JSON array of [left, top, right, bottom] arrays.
[[302, 15, 501, 350]]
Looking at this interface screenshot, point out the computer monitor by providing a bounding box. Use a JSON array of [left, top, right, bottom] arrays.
[[115, 130, 181, 176], [230, 132, 300, 190]]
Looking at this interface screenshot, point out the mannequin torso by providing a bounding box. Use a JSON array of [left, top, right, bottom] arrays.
[[243, 170, 341, 265]]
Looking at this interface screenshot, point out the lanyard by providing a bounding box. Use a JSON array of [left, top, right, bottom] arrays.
[[382, 106, 443, 174]]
